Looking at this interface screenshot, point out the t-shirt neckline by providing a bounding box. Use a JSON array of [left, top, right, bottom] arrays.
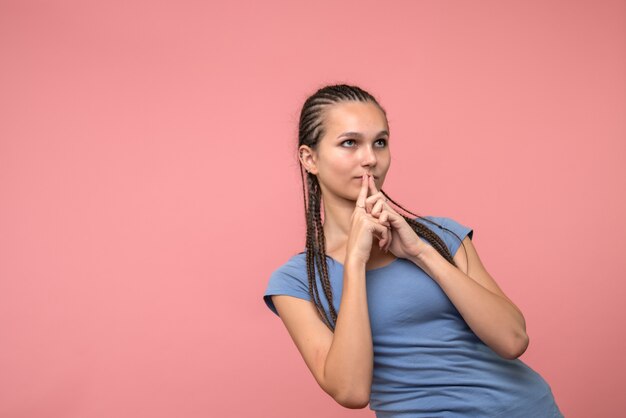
[[319, 252, 402, 273]]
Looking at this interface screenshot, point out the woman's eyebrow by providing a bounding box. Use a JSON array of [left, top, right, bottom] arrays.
[[337, 130, 389, 139]]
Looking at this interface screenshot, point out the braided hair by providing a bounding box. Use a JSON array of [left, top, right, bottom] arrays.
[[297, 84, 468, 331]]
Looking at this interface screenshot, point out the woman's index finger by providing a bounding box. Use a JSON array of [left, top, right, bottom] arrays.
[[368, 174, 379, 194], [356, 174, 369, 208]]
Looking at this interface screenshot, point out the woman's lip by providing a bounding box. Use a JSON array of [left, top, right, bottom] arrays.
[[353, 176, 379, 179]]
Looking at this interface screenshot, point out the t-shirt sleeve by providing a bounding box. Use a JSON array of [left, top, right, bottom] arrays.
[[263, 258, 311, 317], [439, 216, 474, 257]]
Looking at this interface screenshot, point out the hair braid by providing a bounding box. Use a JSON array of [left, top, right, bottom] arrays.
[[313, 191, 338, 327], [304, 176, 334, 329], [297, 83, 466, 332]]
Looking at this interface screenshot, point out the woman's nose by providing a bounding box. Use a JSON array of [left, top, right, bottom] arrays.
[[360, 145, 377, 166]]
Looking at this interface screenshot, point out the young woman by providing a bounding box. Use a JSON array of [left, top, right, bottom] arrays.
[[262, 84, 564, 417]]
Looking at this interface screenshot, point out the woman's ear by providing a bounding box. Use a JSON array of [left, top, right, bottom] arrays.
[[298, 145, 318, 175]]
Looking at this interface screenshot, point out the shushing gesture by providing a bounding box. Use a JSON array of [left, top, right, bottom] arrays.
[[346, 174, 427, 266]]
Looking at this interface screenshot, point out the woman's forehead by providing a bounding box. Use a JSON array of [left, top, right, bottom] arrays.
[[323, 101, 388, 133]]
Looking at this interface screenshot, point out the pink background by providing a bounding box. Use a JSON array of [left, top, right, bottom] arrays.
[[1, 1, 624, 417]]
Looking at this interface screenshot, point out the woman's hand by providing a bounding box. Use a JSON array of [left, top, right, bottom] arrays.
[[345, 174, 394, 265], [364, 175, 428, 260]]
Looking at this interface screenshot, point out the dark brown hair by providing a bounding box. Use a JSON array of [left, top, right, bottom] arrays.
[[298, 84, 467, 331]]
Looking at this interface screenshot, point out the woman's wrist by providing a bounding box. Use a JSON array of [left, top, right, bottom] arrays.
[[344, 255, 367, 270], [408, 244, 437, 269]]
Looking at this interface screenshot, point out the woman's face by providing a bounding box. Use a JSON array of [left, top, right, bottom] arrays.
[[302, 100, 391, 203]]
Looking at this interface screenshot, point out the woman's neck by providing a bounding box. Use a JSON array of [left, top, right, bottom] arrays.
[[321, 194, 354, 251]]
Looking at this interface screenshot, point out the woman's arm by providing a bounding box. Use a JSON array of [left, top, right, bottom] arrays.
[[409, 237, 529, 359], [272, 175, 390, 408], [324, 258, 373, 406], [271, 258, 373, 409]]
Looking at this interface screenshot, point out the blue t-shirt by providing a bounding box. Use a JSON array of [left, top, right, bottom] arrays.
[[263, 216, 564, 418]]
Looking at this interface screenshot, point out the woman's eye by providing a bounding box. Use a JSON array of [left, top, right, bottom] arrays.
[[341, 139, 387, 148]]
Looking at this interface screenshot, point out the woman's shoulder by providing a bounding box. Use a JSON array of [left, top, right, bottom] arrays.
[[283, 250, 307, 266], [413, 214, 443, 226], [269, 251, 307, 280], [263, 251, 310, 316], [412, 214, 450, 232], [412, 214, 470, 231], [412, 214, 474, 255]]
